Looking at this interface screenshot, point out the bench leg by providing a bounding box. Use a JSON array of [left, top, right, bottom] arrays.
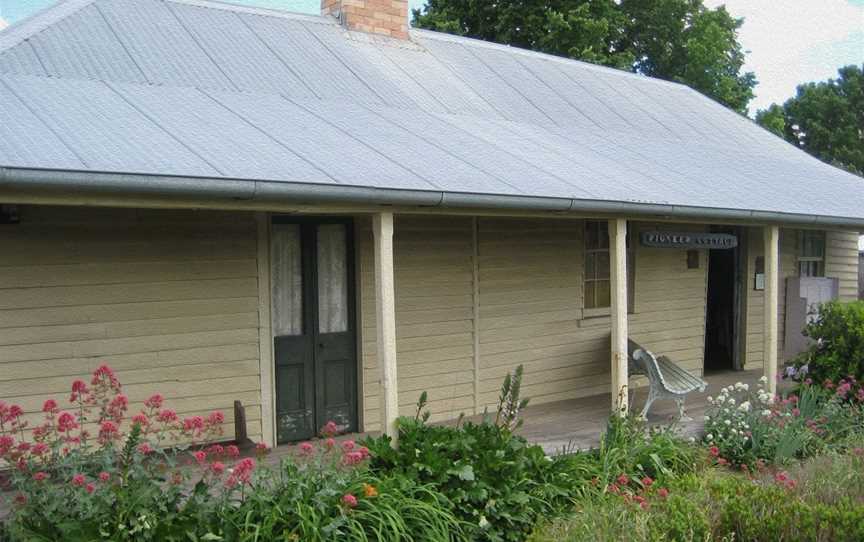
[[676, 398, 692, 422], [640, 389, 657, 420]]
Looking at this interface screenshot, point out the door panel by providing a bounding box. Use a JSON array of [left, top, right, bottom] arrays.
[[271, 218, 357, 444]]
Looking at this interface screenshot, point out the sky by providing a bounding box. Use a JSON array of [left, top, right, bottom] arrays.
[[0, 0, 860, 113]]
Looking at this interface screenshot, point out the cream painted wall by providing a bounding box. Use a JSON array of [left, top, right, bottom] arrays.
[[358, 216, 710, 430], [0, 205, 263, 443], [743, 228, 860, 371]]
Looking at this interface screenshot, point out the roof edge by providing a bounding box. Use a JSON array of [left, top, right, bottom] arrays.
[[3, 167, 863, 228], [0, 0, 97, 52]]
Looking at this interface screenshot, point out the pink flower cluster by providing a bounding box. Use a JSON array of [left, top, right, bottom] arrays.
[[0, 363, 252, 508], [604, 473, 669, 510]]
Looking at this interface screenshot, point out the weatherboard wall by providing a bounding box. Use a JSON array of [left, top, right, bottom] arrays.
[[743, 228, 860, 372], [358, 216, 709, 431], [0, 205, 263, 443]]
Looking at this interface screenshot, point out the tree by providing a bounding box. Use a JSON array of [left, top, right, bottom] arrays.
[[413, 0, 756, 114], [756, 65, 864, 176]]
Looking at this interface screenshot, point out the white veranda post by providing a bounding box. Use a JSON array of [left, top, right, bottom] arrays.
[[609, 218, 629, 414], [373, 212, 399, 445], [763, 225, 780, 396]]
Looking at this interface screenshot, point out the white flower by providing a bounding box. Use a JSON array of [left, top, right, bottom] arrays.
[[737, 401, 751, 412], [728, 398, 736, 406], [706, 434, 714, 440], [759, 376, 768, 383], [704, 415, 710, 421], [707, 396, 713, 403], [688, 437, 696, 443], [761, 409, 772, 417], [724, 419, 731, 425]]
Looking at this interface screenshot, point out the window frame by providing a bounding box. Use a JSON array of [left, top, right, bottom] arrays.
[[582, 220, 635, 318], [797, 230, 826, 278]]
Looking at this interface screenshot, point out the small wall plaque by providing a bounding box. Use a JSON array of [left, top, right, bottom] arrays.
[[640, 231, 737, 249], [754, 273, 765, 291]]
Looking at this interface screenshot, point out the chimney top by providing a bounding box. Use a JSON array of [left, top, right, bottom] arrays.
[[322, 0, 409, 40]]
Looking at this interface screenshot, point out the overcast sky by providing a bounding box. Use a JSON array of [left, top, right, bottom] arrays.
[[1, 0, 861, 113]]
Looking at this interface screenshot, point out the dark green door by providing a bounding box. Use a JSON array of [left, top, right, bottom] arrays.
[[271, 218, 357, 444]]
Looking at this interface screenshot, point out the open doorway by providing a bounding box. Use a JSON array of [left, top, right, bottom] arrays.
[[704, 228, 744, 373]]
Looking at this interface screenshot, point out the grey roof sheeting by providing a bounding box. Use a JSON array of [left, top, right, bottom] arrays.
[[0, 0, 862, 225]]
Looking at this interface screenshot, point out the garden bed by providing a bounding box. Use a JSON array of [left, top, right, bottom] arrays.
[[3, 300, 864, 541]]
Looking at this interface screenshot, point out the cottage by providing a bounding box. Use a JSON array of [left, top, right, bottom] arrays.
[[0, 0, 861, 448]]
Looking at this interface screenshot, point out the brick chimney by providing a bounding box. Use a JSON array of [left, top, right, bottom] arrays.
[[322, 0, 409, 40]]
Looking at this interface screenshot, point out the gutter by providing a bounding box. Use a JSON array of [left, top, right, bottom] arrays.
[[3, 167, 864, 228]]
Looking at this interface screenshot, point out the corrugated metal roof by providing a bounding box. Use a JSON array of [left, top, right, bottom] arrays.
[[0, 0, 861, 221]]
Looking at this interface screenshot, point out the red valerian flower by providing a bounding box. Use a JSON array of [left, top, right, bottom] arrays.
[[137, 442, 153, 455], [156, 409, 178, 423], [71, 474, 86, 487], [85, 483, 95, 494], [342, 493, 358, 508], [98, 420, 120, 443], [641, 476, 654, 487], [193, 450, 207, 465], [98, 472, 110, 482], [225, 457, 256, 487], [325, 438, 336, 450], [144, 393, 164, 410], [33, 472, 48, 482], [57, 411, 78, 433], [91, 364, 120, 390], [182, 416, 205, 434], [70, 380, 89, 402], [107, 394, 128, 421], [657, 488, 669, 499], [342, 451, 364, 466], [210, 461, 226, 475], [299, 442, 314, 455], [206, 411, 225, 426], [207, 444, 225, 456], [131, 412, 149, 426], [42, 399, 58, 413], [341, 440, 355, 452], [616, 474, 630, 486], [321, 421, 338, 437], [709, 446, 720, 457], [226, 444, 240, 458], [0, 434, 14, 455], [31, 443, 49, 456]]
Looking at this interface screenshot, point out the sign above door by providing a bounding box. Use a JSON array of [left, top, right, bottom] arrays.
[[640, 231, 738, 249]]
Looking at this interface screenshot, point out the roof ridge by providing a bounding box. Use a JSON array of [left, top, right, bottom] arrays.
[[164, 0, 334, 25], [0, 0, 98, 52], [411, 27, 690, 93]]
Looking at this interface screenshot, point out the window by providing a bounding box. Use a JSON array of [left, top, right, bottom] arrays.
[[797, 230, 825, 277], [584, 221, 611, 309], [584, 221, 635, 313]]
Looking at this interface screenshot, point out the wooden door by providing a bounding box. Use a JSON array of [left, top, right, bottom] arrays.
[[271, 218, 357, 443]]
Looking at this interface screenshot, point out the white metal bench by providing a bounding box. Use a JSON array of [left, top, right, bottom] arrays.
[[627, 339, 708, 421]]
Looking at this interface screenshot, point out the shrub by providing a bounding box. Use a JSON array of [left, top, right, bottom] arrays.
[[0, 364, 245, 541], [704, 378, 864, 468], [532, 450, 864, 542], [214, 433, 463, 541], [596, 415, 699, 485], [0, 365, 462, 541], [792, 300, 864, 385], [364, 367, 577, 542]]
